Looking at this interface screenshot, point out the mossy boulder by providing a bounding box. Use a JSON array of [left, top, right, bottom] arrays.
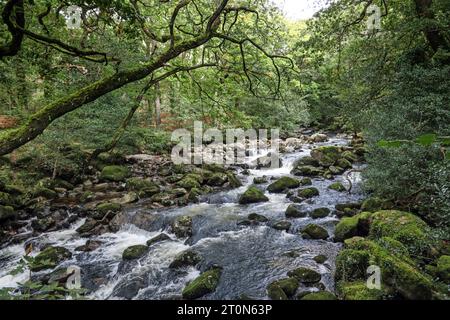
[[335, 249, 371, 282], [302, 224, 329, 240], [177, 174, 202, 190], [122, 245, 148, 260], [313, 255, 328, 264], [301, 291, 337, 300], [182, 267, 222, 299], [268, 278, 299, 298], [253, 176, 268, 184], [311, 146, 341, 167], [299, 178, 312, 186], [0, 205, 15, 222], [291, 165, 323, 177], [310, 208, 331, 219], [238, 186, 269, 205], [100, 165, 130, 182], [169, 250, 202, 269], [361, 197, 386, 212], [285, 204, 307, 218], [337, 281, 384, 300], [226, 172, 242, 188], [30, 246, 72, 272], [298, 187, 319, 199], [206, 173, 228, 187], [96, 202, 122, 215], [33, 187, 57, 199], [0, 191, 14, 206], [346, 238, 435, 300], [328, 182, 346, 192], [369, 210, 430, 256], [76, 218, 98, 235], [287, 267, 321, 283], [126, 178, 160, 196], [267, 177, 300, 193], [436, 255, 450, 283], [335, 212, 372, 242], [336, 158, 352, 169], [248, 213, 268, 223]]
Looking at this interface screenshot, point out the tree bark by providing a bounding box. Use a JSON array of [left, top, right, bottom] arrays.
[[154, 82, 162, 128]]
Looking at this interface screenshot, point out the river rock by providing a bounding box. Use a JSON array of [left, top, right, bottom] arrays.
[[301, 291, 337, 300], [311, 146, 341, 167], [298, 187, 319, 199], [247, 213, 269, 223], [301, 224, 329, 240], [328, 182, 346, 192], [31, 216, 56, 232], [171, 215, 193, 238], [267, 177, 300, 193], [285, 204, 307, 218], [113, 276, 148, 299], [122, 245, 148, 260], [238, 186, 269, 205], [169, 250, 202, 269], [100, 165, 130, 182], [147, 233, 172, 246], [309, 133, 328, 143], [313, 255, 328, 264], [287, 267, 321, 284], [310, 208, 331, 219], [75, 240, 103, 252], [253, 176, 269, 184], [182, 267, 222, 299]]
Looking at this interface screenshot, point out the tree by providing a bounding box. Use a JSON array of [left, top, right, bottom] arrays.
[[0, 0, 293, 156]]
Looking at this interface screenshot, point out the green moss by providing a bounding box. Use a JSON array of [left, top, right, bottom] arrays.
[[267, 282, 289, 300], [287, 267, 321, 283], [291, 165, 324, 177], [226, 172, 242, 188], [301, 291, 337, 300], [361, 197, 385, 212], [298, 187, 319, 199], [177, 173, 203, 190], [182, 267, 222, 299], [285, 204, 307, 218], [346, 238, 434, 300], [30, 246, 72, 272], [96, 202, 122, 215], [436, 255, 450, 283], [0, 205, 15, 222], [313, 255, 328, 264], [311, 146, 341, 166], [100, 165, 130, 182], [238, 186, 269, 204], [335, 212, 372, 242], [328, 182, 346, 192], [122, 245, 148, 260], [206, 173, 228, 187], [169, 250, 202, 269], [126, 178, 160, 196], [269, 278, 299, 298], [33, 186, 57, 199], [311, 208, 331, 219], [302, 224, 329, 240], [369, 210, 430, 255], [267, 177, 300, 193], [335, 249, 370, 282], [337, 281, 384, 300]]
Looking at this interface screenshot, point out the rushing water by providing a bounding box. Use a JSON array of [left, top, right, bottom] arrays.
[[0, 137, 364, 300]]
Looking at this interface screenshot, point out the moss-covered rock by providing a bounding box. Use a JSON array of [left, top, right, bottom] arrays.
[[288, 267, 321, 283], [361, 197, 385, 212], [267, 177, 300, 193], [146, 233, 171, 246], [96, 202, 122, 215], [100, 165, 130, 182], [33, 186, 57, 199], [346, 238, 435, 300], [267, 282, 288, 300], [30, 246, 72, 272], [291, 165, 324, 177], [341, 151, 358, 163], [299, 178, 313, 186], [298, 187, 319, 199], [436, 255, 450, 283], [248, 213, 268, 223], [76, 218, 98, 235], [268, 278, 299, 298], [226, 172, 242, 188], [182, 267, 222, 299], [238, 186, 269, 205], [311, 146, 341, 167], [253, 176, 268, 184], [122, 245, 148, 260], [313, 255, 328, 264], [169, 250, 202, 269], [336, 158, 352, 169], [285, 204, 307, 218], [206, 173, 228, 187], [337, 281, 384, 300], [328, 182, 346, 192], [301, 291, 337, 300], [302, 224, 329, 240], [369, 210, 430, 256], [177, 174, 202, 190], [126, 178, 160, 196], [335, 249, 370, 282], [311, 208, 331, 219], [335, 212, 372, 242]]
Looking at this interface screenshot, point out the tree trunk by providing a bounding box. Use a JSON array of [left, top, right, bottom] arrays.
[[154, 82, 162, 128]]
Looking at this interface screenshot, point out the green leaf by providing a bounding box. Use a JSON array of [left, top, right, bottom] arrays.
[[415, 134, 437, 146]]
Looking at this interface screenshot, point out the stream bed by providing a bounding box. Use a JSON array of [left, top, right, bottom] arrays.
[[0, 136, 365, 300]]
